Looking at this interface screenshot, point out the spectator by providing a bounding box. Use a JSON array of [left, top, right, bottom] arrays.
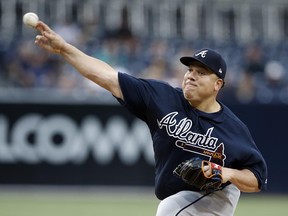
[[236, 44, 266, 103]]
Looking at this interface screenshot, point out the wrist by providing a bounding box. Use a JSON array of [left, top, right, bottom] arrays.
[[221, 167, 233, 184]]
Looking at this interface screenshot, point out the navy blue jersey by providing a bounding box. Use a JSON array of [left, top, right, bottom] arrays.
[[116, 72, 268, 200]]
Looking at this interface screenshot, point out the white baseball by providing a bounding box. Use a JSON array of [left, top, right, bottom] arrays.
[[23, 12, 39, 28]]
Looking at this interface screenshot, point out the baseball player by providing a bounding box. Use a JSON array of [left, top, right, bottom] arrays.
[[34, 21, 268, 216]]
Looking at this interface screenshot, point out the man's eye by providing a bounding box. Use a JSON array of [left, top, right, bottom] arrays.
[[194, 70, 203, 75]]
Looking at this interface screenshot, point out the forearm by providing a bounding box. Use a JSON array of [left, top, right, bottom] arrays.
[[35, 21, 123, 98], [60, 43, 121, 97], [222, 168, 260, 192]]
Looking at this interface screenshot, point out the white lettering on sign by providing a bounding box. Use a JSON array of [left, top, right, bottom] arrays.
[[0, 114, 154, 165]]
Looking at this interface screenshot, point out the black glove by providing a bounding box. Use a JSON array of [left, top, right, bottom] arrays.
[[173, 157, 223, 192]]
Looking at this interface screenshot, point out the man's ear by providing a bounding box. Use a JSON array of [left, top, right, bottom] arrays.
[[215, 79, 224, 90]]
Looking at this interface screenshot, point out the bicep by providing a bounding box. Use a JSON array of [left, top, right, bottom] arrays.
[[63, 46, 123, 98], [87, 67, 123, 99]]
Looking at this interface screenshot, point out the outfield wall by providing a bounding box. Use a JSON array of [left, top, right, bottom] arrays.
[[0, 103, 286, 193]]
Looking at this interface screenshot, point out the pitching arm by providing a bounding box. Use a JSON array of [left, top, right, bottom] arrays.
[[35, 21, 123, 99]]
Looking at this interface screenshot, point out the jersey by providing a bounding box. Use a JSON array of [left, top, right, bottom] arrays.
[[116, 72, 268, 201]]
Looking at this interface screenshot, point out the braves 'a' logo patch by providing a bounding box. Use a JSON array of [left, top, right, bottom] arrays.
[[157, 112, 226, 166]]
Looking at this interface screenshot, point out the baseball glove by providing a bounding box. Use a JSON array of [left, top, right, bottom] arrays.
[[173, 157, 223, 192]]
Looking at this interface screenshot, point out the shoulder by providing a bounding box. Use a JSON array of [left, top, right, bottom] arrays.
[[118, 72, 169, 85], [118, 72, 181, 94], [221, 103, 251, 134]]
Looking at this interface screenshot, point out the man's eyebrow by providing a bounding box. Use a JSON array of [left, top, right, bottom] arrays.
[[189, 63, 212, 73]]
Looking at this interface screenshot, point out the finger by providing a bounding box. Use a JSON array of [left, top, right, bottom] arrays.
[[35, 35, 50, 48], [35, 39, 53, 52], [35, 35, 43, 41], [42, 30, 57, 41], [36, 21, 53, 34], [35, 21, 47, 33], [35, 34, 48, 43]]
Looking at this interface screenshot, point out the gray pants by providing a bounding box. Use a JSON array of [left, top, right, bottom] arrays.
[[156, 184, 240, 216]]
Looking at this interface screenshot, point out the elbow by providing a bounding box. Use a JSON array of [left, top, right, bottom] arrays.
[[248, 186, 261, 193], [239, 183, 261, 193], [238, 187, 260, 193]]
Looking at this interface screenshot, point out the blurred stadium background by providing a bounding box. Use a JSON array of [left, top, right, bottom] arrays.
[[0, 0, 288, 215]]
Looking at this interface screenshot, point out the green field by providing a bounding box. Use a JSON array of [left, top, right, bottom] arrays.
[[0, 187, 287, 216]]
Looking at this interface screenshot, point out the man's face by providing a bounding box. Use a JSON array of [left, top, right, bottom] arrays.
[[182, 62, 222, 104]]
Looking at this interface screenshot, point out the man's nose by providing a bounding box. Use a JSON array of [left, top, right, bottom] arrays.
[[187, 70, 196, 79]]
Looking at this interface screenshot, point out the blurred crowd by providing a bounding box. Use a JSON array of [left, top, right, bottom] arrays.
[[1, 21, 288, 105]]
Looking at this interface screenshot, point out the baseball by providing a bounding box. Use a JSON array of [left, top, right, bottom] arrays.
[[23, 12, 39, 28]]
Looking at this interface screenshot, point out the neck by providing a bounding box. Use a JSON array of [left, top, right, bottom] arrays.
[[189, 100, 221, 113]]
